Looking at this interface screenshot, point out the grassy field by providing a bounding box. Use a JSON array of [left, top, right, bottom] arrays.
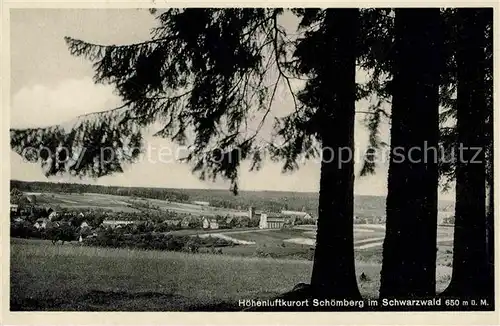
[[10, 239, 314, 311], [35, 192, 141, 213], [228, 225, 452, 250], [134, 197, 249, 217], [34, 192, 249, 217], [10, 237, 453, 311]]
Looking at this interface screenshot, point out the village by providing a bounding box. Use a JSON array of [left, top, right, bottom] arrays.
[[10, 188, 320, 245], [11, 187, 454, 241]]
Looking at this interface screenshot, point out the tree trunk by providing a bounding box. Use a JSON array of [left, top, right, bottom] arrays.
[[379, 9, 442, 298], [310, 8, 361, 299], [443, 8, 489, 298]]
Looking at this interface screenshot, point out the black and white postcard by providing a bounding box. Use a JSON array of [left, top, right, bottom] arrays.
[[2, 2, 498, 325]]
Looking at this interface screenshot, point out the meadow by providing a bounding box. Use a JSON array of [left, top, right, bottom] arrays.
[[11, 238, 315, 311], [32, 192, 250, 217], [33, 192, 141, 213], [10, 235, 454, 311]]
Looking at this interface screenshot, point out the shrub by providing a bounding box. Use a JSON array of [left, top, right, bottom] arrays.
[[11, 221, 41, 239], [81, 227, 234, 254], [294, 217, 316, 225], [184, 237, 201, 253], [45, 223, 78, 244]]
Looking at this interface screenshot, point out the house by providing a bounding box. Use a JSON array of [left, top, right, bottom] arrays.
[[259, 213, 287, 229], [163, 219, 180, 226], [10, 204, 19, 214], [13, 216, 25, 223], [48, 211, 58, 221], [202, 217, 209, 229], [80, 221, 90, 229], [192, 201, 210, 207], [20, 206, 34, 216], [202, 217, 219, 229], [34, 217, 50, 229], [49, 220, 68, 228]]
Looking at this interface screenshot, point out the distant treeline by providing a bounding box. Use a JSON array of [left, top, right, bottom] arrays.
[[10, 180, 322, 213], [11, 180, 451, 216], [11, 180, 190, 202]]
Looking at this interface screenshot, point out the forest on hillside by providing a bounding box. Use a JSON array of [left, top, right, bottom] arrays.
[[11, 179, 453, 217]]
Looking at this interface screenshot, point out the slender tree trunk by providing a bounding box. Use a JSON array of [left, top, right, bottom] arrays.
[[310, 8, 361, 299], [379, 9, 442, 298], [443, 9, 489, 298]]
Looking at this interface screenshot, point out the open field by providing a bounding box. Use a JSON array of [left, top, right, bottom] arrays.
[[133, 197, 250, 217], [33, 192, 250, 217], [9, 239, 310, 311], [10, 237, 454, 311], [229, 225, 454, 250], [35, 192, 141, 213]]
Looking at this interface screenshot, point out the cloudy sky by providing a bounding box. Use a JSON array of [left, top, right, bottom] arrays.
[[9, 9, 453, 199]]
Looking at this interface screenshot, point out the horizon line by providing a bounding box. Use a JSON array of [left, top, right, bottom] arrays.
[[10, 178, 456, 201]]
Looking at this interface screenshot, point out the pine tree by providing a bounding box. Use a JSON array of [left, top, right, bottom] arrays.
[[379, 8, 443, 298], [442, 8, 490, 299], [289, 8, 361, 299], [360, 8, 493, 300]]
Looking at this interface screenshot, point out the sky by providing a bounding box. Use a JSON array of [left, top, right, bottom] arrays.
[[9, 9, 454, 199]]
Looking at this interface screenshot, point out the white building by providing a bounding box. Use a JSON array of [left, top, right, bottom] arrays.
[[48, 211, 58, 221], [202, 217, 219, 229], [248, 206, 256, 219], [34, 218, 50, 229], [259, 213, 287, 229], [10, 204, 19, 213]]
